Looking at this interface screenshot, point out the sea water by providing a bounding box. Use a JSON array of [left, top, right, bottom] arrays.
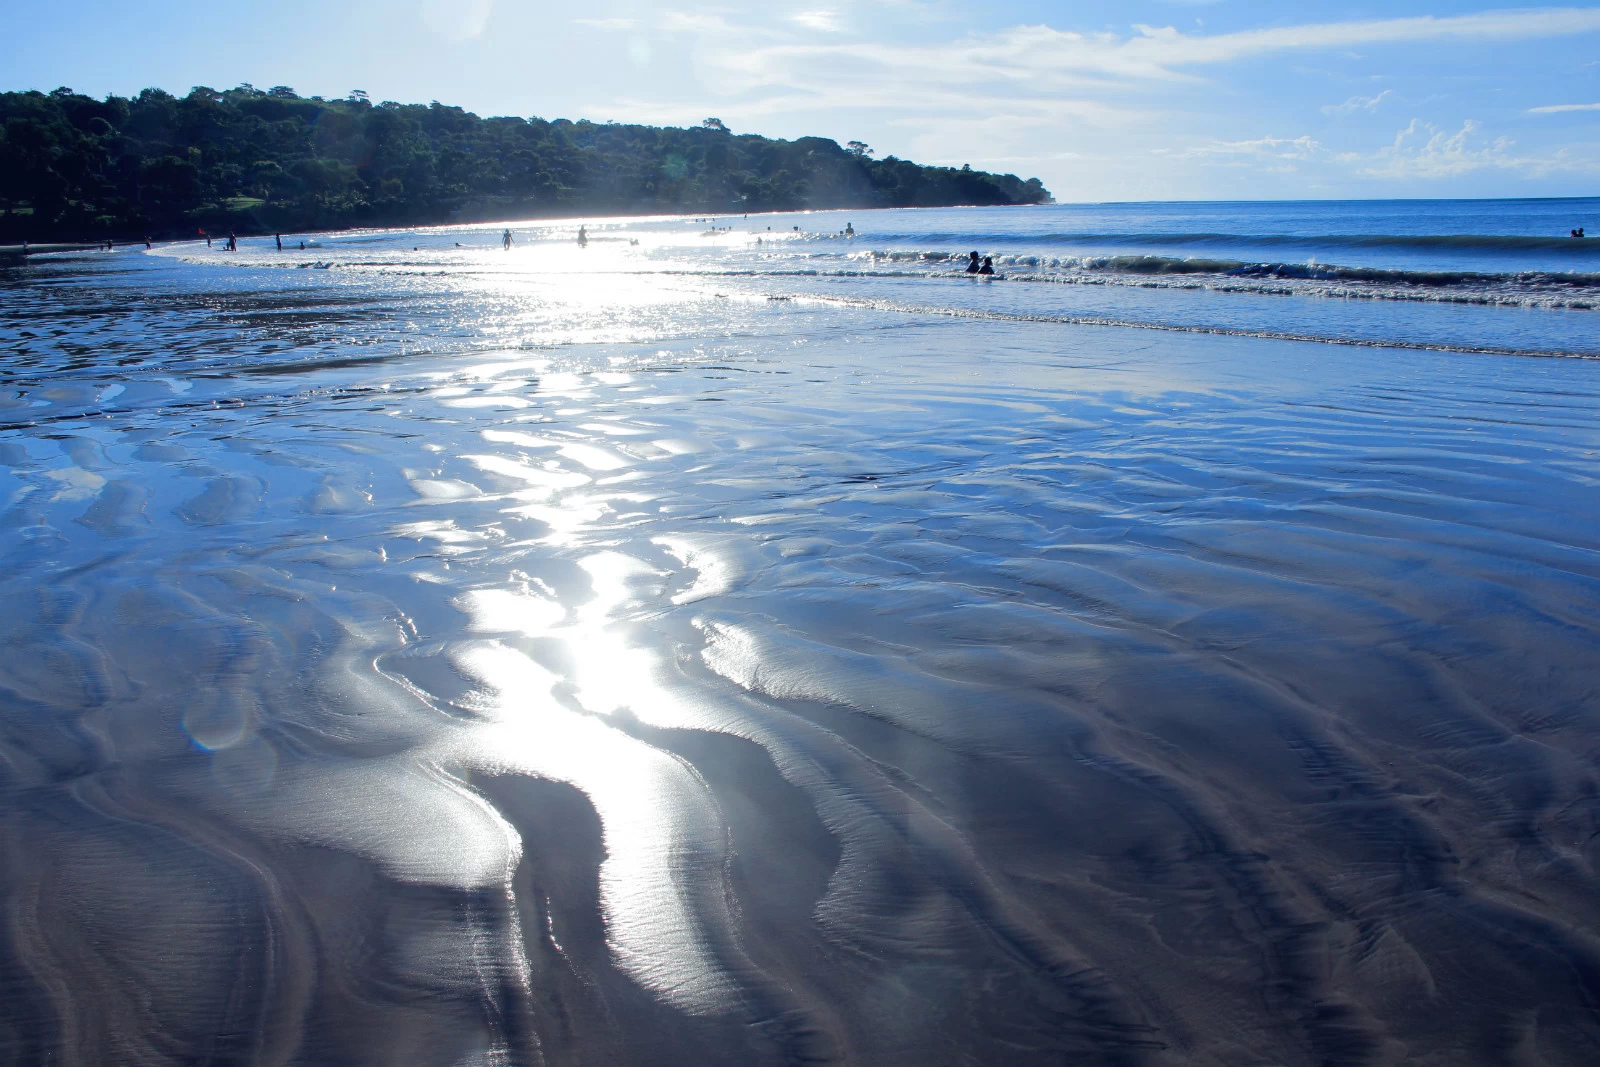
[[3, 201, 1600, 1066]]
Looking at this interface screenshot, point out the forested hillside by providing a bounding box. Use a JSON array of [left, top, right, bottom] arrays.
[[0, 85, 1052, 240]]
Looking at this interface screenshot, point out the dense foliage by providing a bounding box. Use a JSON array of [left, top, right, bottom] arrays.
[[0, 85, 1052, 240]]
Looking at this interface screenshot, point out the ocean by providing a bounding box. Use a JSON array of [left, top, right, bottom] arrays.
[[3, 199, 1600, 1066]]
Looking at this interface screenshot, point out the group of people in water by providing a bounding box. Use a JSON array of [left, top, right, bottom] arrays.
[[195, 230, 310, 251], [1572, 227, 1587, 238], [965, 251, 995, 275], [502, 226, 610, 248]]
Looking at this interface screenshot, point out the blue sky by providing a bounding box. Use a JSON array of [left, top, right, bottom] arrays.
[[6, 0, 1599, 201]]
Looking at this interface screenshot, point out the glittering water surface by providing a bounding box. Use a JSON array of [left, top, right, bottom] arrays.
[[3, 208, 1600, 1066]]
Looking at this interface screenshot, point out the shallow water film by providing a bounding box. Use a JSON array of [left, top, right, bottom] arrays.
[[4, 207, 1600, 1067]]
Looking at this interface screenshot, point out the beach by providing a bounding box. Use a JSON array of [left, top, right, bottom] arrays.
[[3, 203, 1599, 1066]]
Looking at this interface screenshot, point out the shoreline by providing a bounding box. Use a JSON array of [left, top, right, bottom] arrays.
[[0, 242, 111, 260]]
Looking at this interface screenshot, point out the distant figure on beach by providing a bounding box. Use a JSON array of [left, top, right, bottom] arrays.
[[226, 232, 237, 252], [205, 234, 211, 247], [578, 226, 588, 246], [276, 233, 282, 251], [144, 236, 152, 249], [502, 229, 513, 249], [965, 251, 981, 274], [978, 256, 995, 275]]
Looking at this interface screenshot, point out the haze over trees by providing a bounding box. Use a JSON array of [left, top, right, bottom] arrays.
[[0, 85, 1053, 240]]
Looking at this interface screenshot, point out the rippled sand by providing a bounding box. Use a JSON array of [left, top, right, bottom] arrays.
[[4, 249, 1600, 1065]]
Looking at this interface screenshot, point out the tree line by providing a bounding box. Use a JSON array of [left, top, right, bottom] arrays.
[[0, 85, 1053, 241]]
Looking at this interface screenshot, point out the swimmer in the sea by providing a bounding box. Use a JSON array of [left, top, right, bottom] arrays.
[[965, 251, 981, 274], [978, 256, 994, 275]]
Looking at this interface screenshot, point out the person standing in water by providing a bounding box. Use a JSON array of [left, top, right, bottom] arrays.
[[978, 256, 995, 275], [578, 226, 588, 246], [275, 233, 282, 251], [965, 251, 981, 274], [845, 222, 855, 237]]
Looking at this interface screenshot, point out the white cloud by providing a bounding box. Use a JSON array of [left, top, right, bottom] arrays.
[[792, 11, 841, 32], [1171, 121, 1599, 183], [1358, 118, 1525, 178], [1530, 102, 1600, 113], [1323, 89, 1394, 115]]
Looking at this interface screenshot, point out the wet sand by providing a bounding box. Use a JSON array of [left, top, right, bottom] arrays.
[[3, 247, 1600, 1065]]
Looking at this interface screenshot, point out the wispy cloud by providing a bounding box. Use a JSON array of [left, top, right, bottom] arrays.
[[573, 17, 636, 30], [1529, 102, 1600, 113], [1323, 89, 1393, 115], [699, 7, 1600, 102], [1121, 8, 1600, 69], [1189, 135, 1325, 160], [792, 11, 841, 32], [660, 10, 731, 33]]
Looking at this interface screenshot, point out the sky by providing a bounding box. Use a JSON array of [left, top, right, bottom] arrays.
[[5, 0, 1599, 201]]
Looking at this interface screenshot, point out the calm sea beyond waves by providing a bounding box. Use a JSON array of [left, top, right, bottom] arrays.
[[3, 199, 1600, 1066]]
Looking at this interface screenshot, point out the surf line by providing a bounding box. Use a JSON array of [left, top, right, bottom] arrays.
[[783, 292, 1599, 362]]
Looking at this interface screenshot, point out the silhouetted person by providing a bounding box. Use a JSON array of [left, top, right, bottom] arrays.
[[276, 233, 283, 250], [978, 256, 995, 275], [965, 251, 981, 273], [144, 236, 152, 249], [578, 226, 588, 246], [226, 232, 237, 252], [502, 229, 512, 249], [845, 222, 855, 237]]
